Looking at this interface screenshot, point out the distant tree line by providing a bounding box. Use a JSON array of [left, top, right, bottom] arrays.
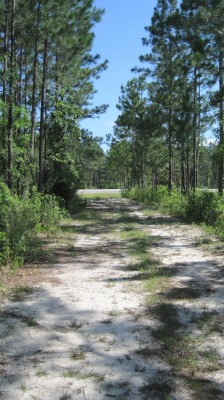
[[105, 0, 224, 194]]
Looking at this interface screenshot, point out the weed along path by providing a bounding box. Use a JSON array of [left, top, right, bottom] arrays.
[[1, 197, 224, 400]]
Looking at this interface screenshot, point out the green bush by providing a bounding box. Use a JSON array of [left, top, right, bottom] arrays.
[[0, 232, 9, 266], [186, 191, 222, 225], [0, 183, 65, 268], [123, 186, 169, 205], [123, 186, 224, 231], [160, 188, 187, 217], [37, 193, 65, 231]]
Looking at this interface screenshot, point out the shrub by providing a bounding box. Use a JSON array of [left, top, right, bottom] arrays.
[[186, 191, 222, 225], [38, 193, 65, 231], [0, 232, 10, 266], [0, 183, 65, 268], [122, 186, 224, 227], [160, 188, 187, 217]]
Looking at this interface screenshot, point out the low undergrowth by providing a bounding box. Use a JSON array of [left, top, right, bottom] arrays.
[[123, 186, 224, 237], [0, 183, 65, 269]]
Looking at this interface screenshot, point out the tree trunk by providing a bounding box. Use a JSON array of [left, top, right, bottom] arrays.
[[31, 2, 40, 160], [192, 66, 197, 192], [2, 0, 9, 177], [7, 0, 16, 189], [168, 116, 172, 192], [3, 0, 8, 104], [181, 135, 186, 193], [38, 32, 48, 192], [218, 50, 224, 196], [168, 36, 173, 192]]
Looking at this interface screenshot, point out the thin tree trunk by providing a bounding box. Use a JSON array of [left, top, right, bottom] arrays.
[[186, 147, 190, 193], [7, 0, 16, 189], [38, 32, 48, 192], [181, 133, 186, 193], [3, 0, 8, 104], [168, 36, 173, 192], [192, 66, 197, 192], [24, 53, 28, 109], [168, 116, 172, 191], [30, 2, 40, 160], [18, 46, 22, 108], [218, 50, 224, 196], [2, 0, 9, 177]]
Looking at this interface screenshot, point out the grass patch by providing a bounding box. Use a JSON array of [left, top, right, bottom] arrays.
[[146, 267, 171, 293], [187, 377, 223, 400], [146, 293, 162, 304], [119, 228, 153, 259], [193, 235, 214, 248], [11, 285, 34, 301], [27, 318, 38, 327], [70, 347, 86, 361], [66, 243, 76, 252], [35, 370, 48, 377], [117, 215, 140, 224], [81, 192, 121, 200], [140, 379, 174, 400], [63, 370, 105, 382], [98, 336, 116, 345], [164, 286, 202, 301], [108, 309, 119, 318], [2, 310, 39, 326], [19, 384, 28, 392], [191, 310, 222, 334], [0, 282, 6, 294]]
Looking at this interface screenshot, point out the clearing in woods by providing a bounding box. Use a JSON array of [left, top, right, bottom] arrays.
[[0, 193, 224, 400]]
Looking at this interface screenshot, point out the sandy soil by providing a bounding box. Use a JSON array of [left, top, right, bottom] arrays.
[[0, 198, 224, 400]]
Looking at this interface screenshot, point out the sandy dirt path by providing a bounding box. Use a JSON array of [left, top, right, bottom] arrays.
[[0, 198, 224, 400]]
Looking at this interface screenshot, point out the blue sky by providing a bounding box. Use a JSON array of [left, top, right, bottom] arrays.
[[80, 0, 158, 147]]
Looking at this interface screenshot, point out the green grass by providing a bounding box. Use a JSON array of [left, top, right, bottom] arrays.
[[63, 370, 105, 382], [35, 370, 48, 377], [119, 228, 153, 257], [146, 266, 171, 292], [191, 310, 223, 334], [0, 283, 6, 294], [19, 384, 28, 392], [27, 318, 38, 327], [70, 347, 86, 361], [81, 192, 121, 200], [12, 285, 34, 298]]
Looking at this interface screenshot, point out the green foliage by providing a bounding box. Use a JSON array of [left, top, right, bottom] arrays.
[[33, 192, 65, 232], [124, 186, 224, 233], [0, 232, 9, 266], [123, 186, 170, 207], [0, 183, 64, 268], [160, 188, 188, 217], [186, 191, 222, 225]]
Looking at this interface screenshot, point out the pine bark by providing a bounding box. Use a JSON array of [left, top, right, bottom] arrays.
[[31, 3, 40, 159], [218, 50, 224, 196], [7, 0, 16, 189], [38, 33, 48, 192]]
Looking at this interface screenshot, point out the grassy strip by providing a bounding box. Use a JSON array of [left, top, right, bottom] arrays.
[[80, 192, 121, 200]]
